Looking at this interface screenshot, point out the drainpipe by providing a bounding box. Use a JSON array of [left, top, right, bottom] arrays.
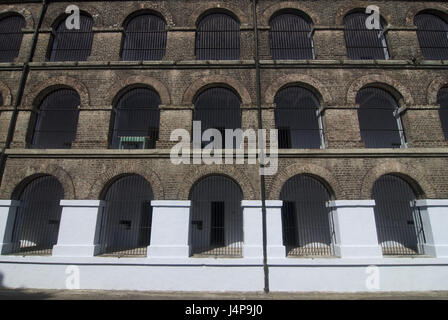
[[252, 0, 269, 293], [0, 0, 48, 186]]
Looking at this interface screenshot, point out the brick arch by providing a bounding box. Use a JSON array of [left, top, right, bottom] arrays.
[[23, 76, 90, 109], [43, 3, 103, 28], [267, 163, 342, 200], [177, 166, 257, 200], [10, 164, 76, 200], [427, 76, 448, 105], [261, 2, 319, 26], [182, 75, 252, 106], [0, 81, 12, 106], [0, 8, 34, 29], [106, 75, 171, 106], [360, 161, 436, 199], [335, 5, 393, 26], [121, 4, 174, 27], [264, 74, 332, 105], [189, 2, 249, 27], [405, 5, 448, 26], [88, 165, 164, 200], [346, 74, 414, 106]]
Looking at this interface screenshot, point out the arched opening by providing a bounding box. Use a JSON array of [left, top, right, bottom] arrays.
[[195, 12, 240, 60], [372, 174, 426, 255], [0, 13, 26, 62], [438, 87, 448, 139], [189, 174, 243, 257], [344, 11, 389, 60], [414, 12, 448, 60], [121, 12, 167, 61], [269, 10, 314, 60], [47, 12, 94, 61], [357, 87, 405, 148], [30, 88, 80, 149], [110, 87, 160, 149], [274, 86, 323, 149], [10, 175, 64, 255], [193, 87, 242, 149], [280, 174, 334, 256], [98, 174, 153, 257]]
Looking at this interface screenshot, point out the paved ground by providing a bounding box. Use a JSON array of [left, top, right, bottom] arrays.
[[0, 288, 448, 300]]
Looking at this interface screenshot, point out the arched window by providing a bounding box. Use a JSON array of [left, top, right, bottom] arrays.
[[98, 174, 153, 257], [189, 175, 243, 257], [438, 87, 448, 139], [274, 86, 323, 149], [344, 12, 389, 60], [30, 88, 80, 149], [121, 13, 167, 61], [196, 12, 240, 60], [193, 87, 242, 149], [414, 12, 448, 60], [48, 13, 94, 61], [111, 87, 160, 149], [357, 87, 405, 148], [372, 174, 425, 255], [280, 174, 333, 256], [269, 11, 314, 60], [9, 175, 64, 255], [0, 14, 26, 62]]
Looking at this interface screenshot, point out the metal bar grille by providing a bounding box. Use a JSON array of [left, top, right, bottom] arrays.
[[280, 175, 333, 257], [372, 174, 425, 256], [48, 14, 94, 62], [98, 174, 153, 257], [121, 13, 167, 61], [10, 175, 64, 256], [438, 87, 448, 139], [269, 12, 314, 60], [357, 87, 404, 148], [415, 13, 448, 60], [111, 87, 160, 149], [189, 175, 243, 257], [0, 14, 26, 62], [274, 86, 323, 149], [344, 12, 389, 60], [31, 88, 80, 149], [193, 87, 242, 149], [196, 13, 240, 60]]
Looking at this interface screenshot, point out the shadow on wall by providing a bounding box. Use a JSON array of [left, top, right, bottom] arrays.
[[0, 271, 54, 300]]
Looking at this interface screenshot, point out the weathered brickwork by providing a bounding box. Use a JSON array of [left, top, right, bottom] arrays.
[[0, 0, 447, 202]]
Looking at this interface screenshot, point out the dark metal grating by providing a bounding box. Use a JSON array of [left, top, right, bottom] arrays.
[[98, 174, 153, 257], [121, 13, 167, 61], [31, 88, 80, 149], [10, 175, 64, 256], [0, 14, 26, 62], [280, 175, 334, 257], [438, 87, 448, 139], [344, 12, 389, 60], [190, 175, 243, 257], [415, 13, 448, 60], [357, 87, 404, 148], [111, 87, 160, 149], [269, 12, 314, 60], [372, 175, 425, 256], [274, 86, 322, 149], [48, 13, 94, 61], [194, 87, 242, 149], [196, 13, 240, 60]]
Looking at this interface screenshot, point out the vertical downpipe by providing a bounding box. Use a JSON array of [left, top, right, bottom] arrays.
[[252, 0, 269, 293], [0, 0, 48, 184]]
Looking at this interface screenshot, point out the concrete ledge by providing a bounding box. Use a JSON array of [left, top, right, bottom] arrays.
[[60, 200, 105, 207], [416, 199, 448, 207], [150, 200, 191, 207], [327, 200, 376, 208], [0, 200, 20, 207]]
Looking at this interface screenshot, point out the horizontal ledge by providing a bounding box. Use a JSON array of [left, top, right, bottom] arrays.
[[415, 199, 448, 208], [241, 200, 283, 208], [327, 200, 376, 208], [60, 200, 105, 207], [0, 200, 20, 207], [151, 200, 191, 207]]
